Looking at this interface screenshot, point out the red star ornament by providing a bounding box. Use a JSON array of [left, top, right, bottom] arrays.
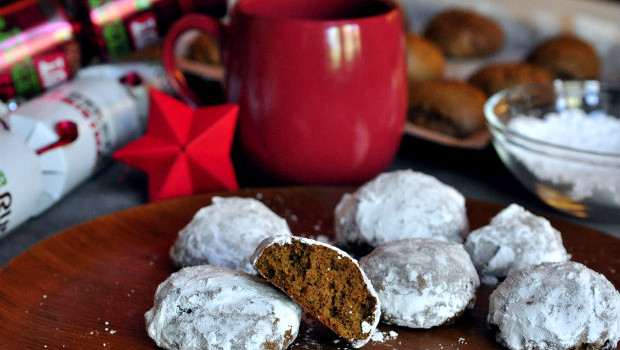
[[113, 89, 239, 202]]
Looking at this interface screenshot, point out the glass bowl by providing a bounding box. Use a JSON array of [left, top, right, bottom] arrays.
[[484, 80, 620, 220]]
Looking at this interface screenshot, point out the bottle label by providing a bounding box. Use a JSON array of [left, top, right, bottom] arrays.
[[45, 89, 110, 162], [40, 77, 141, 169], [0, 183, 12, 235], [0, 128, 12, 235]]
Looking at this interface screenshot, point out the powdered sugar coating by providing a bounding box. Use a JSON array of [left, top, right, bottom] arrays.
[[252, 235, 381, 348], [144, 265, 302, 350], [360, 238, 480, 329], [170, 197, 291, 273], [334, 170, 468, 249], [488, 261, 620, 350], [464, 204, 570, 285]]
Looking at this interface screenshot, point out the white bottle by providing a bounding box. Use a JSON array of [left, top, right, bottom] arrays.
[[4, 74, 150, 215]]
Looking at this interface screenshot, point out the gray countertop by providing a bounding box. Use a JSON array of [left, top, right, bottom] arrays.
[[1, 136, 618, 267]]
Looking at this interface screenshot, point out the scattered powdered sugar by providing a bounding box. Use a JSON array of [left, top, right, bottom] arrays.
[[334, 170, 468, 248], [464, 204, 570, 285], [313, 220, 323, 232], [488, 261, 620, 350], [370, 329, 399, 342], [506, 108, 620, 203]]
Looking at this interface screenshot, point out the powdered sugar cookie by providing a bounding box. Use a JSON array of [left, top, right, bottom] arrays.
[[360, 238, 479, 328], [464, 204, 570, 284], [335, 170, 468, 255], [488, 261, 620, 350], [170, 196, 291, 272], [145, 265, 302, 350]]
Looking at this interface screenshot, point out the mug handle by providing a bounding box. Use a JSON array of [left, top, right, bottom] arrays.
[[162, 14, 224, 107]]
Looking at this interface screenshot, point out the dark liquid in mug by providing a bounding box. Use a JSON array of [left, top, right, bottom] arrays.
[[238, 0, 394, 20]]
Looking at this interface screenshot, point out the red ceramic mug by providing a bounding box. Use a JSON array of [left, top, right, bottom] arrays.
[[163, 0, 407, 184]]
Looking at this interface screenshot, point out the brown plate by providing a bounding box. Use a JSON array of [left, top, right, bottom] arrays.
[[1, 187, 619, 349], [404, 122, 492, 150]]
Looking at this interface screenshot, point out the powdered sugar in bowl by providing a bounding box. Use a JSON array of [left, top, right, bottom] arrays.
[[485, 81, 620, 220]]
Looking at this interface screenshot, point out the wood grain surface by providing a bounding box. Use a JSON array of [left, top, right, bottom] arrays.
[[0, 187, 618, 349]]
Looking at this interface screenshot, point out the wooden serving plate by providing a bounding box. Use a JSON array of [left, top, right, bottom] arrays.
[[1, 187, 619, 349]]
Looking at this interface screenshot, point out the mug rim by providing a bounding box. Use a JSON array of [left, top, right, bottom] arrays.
[[233, 0, 400, 24]]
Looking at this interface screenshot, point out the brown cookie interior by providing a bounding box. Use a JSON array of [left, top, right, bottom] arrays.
[[254, 241, 378, 344]]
